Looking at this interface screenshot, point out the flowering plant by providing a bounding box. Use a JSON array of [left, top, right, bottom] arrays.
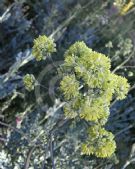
[[23, 35, 130, 159]]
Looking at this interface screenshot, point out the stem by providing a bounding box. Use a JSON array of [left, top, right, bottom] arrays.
[[36, 83, 49, 90], [121, 158, 135, 169], [24, 146, 36, 169], [0, 121, 30, 143], [50, 134, 56, 169], [112, 51, 134, 73], [115, 124, 133, 137]]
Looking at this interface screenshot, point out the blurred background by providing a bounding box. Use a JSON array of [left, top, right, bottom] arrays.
[[0, 0, 135, 168]]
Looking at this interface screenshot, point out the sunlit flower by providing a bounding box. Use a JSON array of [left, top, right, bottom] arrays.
[[60, 75, 80, 100], [23, 74, 35, 91], [32, 35, 56, 61]]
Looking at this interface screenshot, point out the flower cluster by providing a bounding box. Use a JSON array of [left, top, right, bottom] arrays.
[[60, 75, 80, 100], [23, 74, 35, 91], [80, 97, 109, 123], [81, 125, 116, 158], [60, 41, 130, 158], [113, 75, 130, 100], [32, 35, 56, 61]]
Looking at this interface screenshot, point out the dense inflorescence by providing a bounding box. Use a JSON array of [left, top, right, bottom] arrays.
[[32, 35, 56, 61], [60, 41, 130, 158], [81, 125, 116, 158], [23, 74, 36, 91]]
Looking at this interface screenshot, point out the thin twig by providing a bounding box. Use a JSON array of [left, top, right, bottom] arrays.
[[0, 121, 30, 142], [110, 99, 117, 107], [122, 65, 135, 68], [1, 91, 18, 113], [50, 1, 93, 38], [121, 158, 135, 169], [115, 124, 133, 137], [112, 51, 134, 73], [129, 84, 135, 92], [39, 102, 65, 125], [50, 134, 56, 169], [121, 144, 135, 169], [24, 146, 36, 169]]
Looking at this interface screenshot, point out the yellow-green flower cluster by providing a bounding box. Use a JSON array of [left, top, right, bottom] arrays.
[[80, 97, 109, 122], [60, 75, 80, 100], [81, 125, 116, 158], [63, 98, 82, 119], [60, 41, 130, 158], [113, 75, 130, 100], [32, 35, 56, 61], [23, 74, 35, 91], [64, 105, 78, 119], [60, 41, 129, 122]]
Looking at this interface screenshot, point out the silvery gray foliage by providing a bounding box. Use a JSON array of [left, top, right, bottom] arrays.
[[4, 99, 65, 168], [4, 49, 33, 82], [0, 75, 22, 100], [108, 95, 135, 163], [0, 2, 32, 72], [0, 149, 12, 169]]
